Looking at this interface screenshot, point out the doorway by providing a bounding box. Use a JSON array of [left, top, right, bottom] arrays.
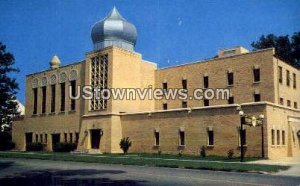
[[52, 134, 60, 150], [25, 132, 33, 151], [90, 129, 101, 149]]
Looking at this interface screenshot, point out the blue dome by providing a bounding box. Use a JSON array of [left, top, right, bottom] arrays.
[[91, 7, 137, 51]]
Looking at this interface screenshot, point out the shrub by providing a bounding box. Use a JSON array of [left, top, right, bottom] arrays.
[[53, 142, 77, 152], [0, 132, 15, 151], [178, 150, 183, 157], [227, 149, 234, 159], [200, 146, 206, 157], [119, 137, 132, 154], [26, 142, 44, 151]]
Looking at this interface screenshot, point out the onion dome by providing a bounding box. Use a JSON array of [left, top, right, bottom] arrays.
[[91, 7, 137, 51], [50, 55, 61, 69]]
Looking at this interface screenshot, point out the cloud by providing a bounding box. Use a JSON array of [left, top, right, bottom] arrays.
[[177, 18, 182, 26]]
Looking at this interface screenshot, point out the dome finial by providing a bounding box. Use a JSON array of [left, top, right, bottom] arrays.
[[107, 6, 124, 20], [50, 55, 61, 69]]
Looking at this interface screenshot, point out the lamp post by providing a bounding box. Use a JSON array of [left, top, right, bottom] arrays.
[[238, 110, 245, 162], [259, 114, 265, 159], [237, 105, 265, 162]]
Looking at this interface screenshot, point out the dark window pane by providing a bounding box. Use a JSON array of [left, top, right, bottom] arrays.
[[254, 94, 261, 102], [182, 101, 187, 108], [70, 80, 76, 111], [51, 85, 56, 113], [204, 99, 209, 106], [204, 76, 209, 88], [208, 131, 214, 145], [60, 83, 65, 111], [163, 103, 168, 110], [42, 86, 46, 113], [228, 96, 234, 104], [253, 69, 260, 82], [227, 72, 234, 85], [33, 88, 38, 114], [182, 79, 187, 89]]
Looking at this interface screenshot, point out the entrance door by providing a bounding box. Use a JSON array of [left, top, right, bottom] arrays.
[[52, 134, 60, 150], [91, 129, 101, 149], [25, 132, 33, 150]]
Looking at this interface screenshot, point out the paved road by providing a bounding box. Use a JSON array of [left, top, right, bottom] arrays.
[[0, 158, 299, 186]]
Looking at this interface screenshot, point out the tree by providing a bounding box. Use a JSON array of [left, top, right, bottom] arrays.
[[251, 32, 300, 68], [119, 137, 132, 154], [0, 42, 20, 131]]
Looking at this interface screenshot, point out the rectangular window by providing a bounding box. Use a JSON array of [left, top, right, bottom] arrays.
[[182, 101, 187, 108], [278, 66, 282, 83], [182, 79, 187, 90], [294, 102, 298, 109], [33, 88, 38, 114], [240, 129, 246, 146], [35, 134, 38, 143], [208, 130, 214, 146], [154, 131, 160, 146], [204, 99, 209, 106], [40, 134, 43, 143], [293, 73, 296, 89], [286, 70, 290, 86], [277, 130, 280, 145], [163, 103, 168, 110], [228, 96, 234, 104], [64, 133, 67, 143], [60, 83, 66, 112], [75, 132, 79, 145], [253, 68, 260, 82], [287, 100, 291, 107], [70, 133, 73, 143], [41, 86, 46, 113], [70, 80, 76, 111], [179, 131, 185, 146], [51, 85, 56, 113], [254, 93, 261, 102], [227, 72, 234, 86], [45, 134, 48, 144], [271, 129, 275, 145], [162, 82, 168, 91], [203, 76, 209, 88], [280, 98, 284, 105], [282, 131, 285, 145]]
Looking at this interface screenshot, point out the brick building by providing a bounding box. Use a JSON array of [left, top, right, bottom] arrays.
[[13, 7, 300, 159]]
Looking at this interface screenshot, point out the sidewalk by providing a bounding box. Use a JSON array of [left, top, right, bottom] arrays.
[[249, 156, 300, 177]]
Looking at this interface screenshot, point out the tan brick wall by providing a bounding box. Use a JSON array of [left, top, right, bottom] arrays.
[[121, 104, 267, 157], [155, 49, 275, 110]]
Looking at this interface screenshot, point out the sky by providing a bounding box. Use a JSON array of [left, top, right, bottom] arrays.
[[0, 0, 299, 104]]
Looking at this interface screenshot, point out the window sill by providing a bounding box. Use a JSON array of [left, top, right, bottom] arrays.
[[253, 81, 260, 84], [207, 145, 214, 147], [49, 112, 56, 116], [69, 110, 76, 114], [238, 145, 247, 148], [153, 145, 160, 147], [178, 145, 186, 147], [227, 84, 234, 87], [58, 111, 65, 115]]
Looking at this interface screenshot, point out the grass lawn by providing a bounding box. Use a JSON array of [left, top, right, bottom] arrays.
[[0, 151, 289, 173]]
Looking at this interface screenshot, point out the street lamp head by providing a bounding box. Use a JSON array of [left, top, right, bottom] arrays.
[[239, 110, 244, 116], [259, 114, 265, 119]]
